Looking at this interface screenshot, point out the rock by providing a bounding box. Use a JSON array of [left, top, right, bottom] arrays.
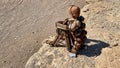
[[95, 45, 120, 68], [25, 36, 95, 68], [81, 0, 120, 46], [25, 0, 120, 68]]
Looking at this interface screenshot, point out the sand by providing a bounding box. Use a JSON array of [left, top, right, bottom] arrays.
[[0, 0, 86, 68]]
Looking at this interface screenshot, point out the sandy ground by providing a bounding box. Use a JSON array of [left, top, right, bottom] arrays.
[[0, 0, 86, 68]]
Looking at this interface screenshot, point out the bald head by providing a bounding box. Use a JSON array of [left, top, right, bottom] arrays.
[[69, 5, 80, 19]]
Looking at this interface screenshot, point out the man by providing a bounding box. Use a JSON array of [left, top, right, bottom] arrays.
[[67, 5, 87, 54], [47, 5, 87, 55]]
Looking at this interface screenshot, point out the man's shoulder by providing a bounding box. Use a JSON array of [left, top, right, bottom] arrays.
[[78, 16, 85, 22]]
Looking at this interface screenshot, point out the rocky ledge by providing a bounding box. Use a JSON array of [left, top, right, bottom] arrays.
[[25, 0, 120, 68]]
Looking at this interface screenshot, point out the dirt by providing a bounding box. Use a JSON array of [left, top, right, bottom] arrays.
[[0, 0, 86, 68]]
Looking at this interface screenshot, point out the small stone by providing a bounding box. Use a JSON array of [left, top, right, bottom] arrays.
[[113, 43, 118, 47], [32, 32, 34, 34], [47, 55, 53, 65], [3, 60, 7, 63], [36, 41, 38, 43], [101, 26, 104, 28], [83, 9, 89, 12], [86, 1, 90, 4]]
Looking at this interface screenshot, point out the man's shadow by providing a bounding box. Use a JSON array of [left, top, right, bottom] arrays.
[[77, 16, 109, 57], [78, 39, 109, 57], [51, 16, 109, 57]]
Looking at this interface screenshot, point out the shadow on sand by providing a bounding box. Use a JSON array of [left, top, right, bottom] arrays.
[[78, 39, 109, 57]]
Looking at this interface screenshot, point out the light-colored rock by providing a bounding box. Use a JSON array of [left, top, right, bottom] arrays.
[[81, 0, 120, 46], [26, 0, 120, 68], [95, 45, 120, 68], [25, 36, 95, 68], [81, 0, 120, 68]]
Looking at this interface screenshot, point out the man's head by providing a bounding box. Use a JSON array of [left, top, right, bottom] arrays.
[[69, 5, 80, 19]]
